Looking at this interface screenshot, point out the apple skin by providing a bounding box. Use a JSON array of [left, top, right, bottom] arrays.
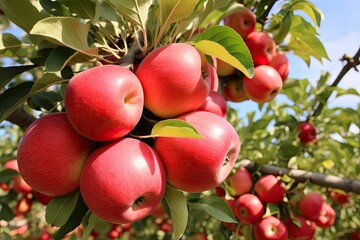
[[221, 78, 249, 102], [33, 190, 53, 206], [245, 31, 276, 66], [224, 8, 256, 38], [299, 192, 325, 221], [329, 189, 351, 205], [234, 193, 264, 224], [80, 137, 166, 224], [65, 65, 144, 142], [136, 43, 210, 118], [314, 203, 336, 228], [269, 52, 290, 82], [298, 122, 317, 144], [348, 231, 360, 240], [254, 175, 286, 203], [254, 216, 288, 240], [4, 159, 32, 195], [243, 65, 283, 103], [154, 111, 240, 193], [285, 215, 316, 240], [216, 58, 236, 77], [228, 167, 253, 197], [17, 112, 96, 197], [196, 91, 227, 117]]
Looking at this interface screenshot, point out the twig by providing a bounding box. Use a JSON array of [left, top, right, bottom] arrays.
[[257, 0, 278, 24], [117, 31, 144, 70]]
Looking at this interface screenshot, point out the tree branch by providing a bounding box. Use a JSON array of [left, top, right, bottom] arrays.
[[117, 31, 144, 70], [257, 0, 278, 25], [240, 159, 360, 194]]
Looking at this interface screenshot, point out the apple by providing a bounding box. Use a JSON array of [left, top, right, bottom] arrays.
[[269, 52, 290, 82], [17, 113, 96, 197], [215, 186, 226, 198], [80, 137, 166, 224], [298, 122, 317, 144], [329, 189, 351, 205], [200, 53, 219, 91], [14, 196, 32, 216], [154, 111, 240, 193], [299, 192, 325, 221], [196, 91, 227, 117], [228, 166, 253, 196], [349, 231, 360, 240], [314, 203, 336, 228], [224, 7, 256, 38], [254, 175, 286, 203], [39, 230, 52, 240], [4, 159, 32, 195], [242, 65, 283, 103], [189, 232, 207, 240], [216, 58, 236, 77], [233, 193, 264, 224], [64, 65, 144, 142], [107, 224, 122, 239], [135, 43, 210, 118], [221, 78, 249, 102], [33, 190, 53, 205], [245, 31, 276, 66], [254, 216, 288, 240], [285, 215, 316, 240]]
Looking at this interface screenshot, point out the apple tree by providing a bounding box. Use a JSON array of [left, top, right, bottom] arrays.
[[0, 0, 359, 239]]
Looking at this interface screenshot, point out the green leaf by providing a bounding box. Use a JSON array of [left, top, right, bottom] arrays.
[[40, 0, 71, 16], [0, 0, 43, 33], [158, 0, 198, 25], [163, 184, 188, 240], [271, 12, 292, 44], [45, 46, 77, 73], [188, 196, 237, 223], [263, 203, 280, 218], [81, 212, 99, 240], [58, 0, 98, 20], [0, 204, 15, 221], [45, 190, 80, 227], [0, 65, 38, 89], [27, 91, 63, 111], [0, 33, 22, 57], [193, 25, 254, 78], [150, 119, 203, 138], [289, 0, 324, 27], [0, 169, 18, 183]]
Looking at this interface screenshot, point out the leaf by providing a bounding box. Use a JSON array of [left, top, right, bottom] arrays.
[[263, 203, 280, 218], [0, 204, 15, 221], [188, 196, 237, 223], [45, 46, 77, 72], [158, 0, 198, 25], [0, 65, 38, 89], [45, 190, 80, 227], [58, 0, 98, 20], [150, 119, 203, 138], [193, 25, 254, 78], [0, 169, 19, 183], [30, 17, 91, 51], [81, 212, 99, 240], [271, 12, 292, 44], [0, 0, 43, 33], [163, 184, 188, 240], [39, 0, 71, 16], [289, 0, 324, 27], [0, 33, 22, 57]]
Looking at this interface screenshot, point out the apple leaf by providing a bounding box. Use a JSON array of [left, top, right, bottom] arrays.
[[81, 212, 99, 240], [158, 0, 198, 25], [57, 0, 97, 20], [45, 46, 77, 73], [0, 204, 15, 221], [289, 0, 324, 27], [192, 25, 254, 78], [0, 33, 22, 57], [263, 203, 280, 218], [163, 184, 188, 240], [150, 119, 204, 139], [0, 65, 38, 89], [188, 196, 237, 223], [0, 169, 19, 183], [40, 0, 71, 17]]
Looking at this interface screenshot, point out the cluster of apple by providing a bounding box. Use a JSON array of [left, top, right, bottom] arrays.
[[216, 167, 337, 239], [218, 7, 290, 103], [14, 42, 240, 228]]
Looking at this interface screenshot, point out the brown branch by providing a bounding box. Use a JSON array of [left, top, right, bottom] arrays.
[[117, 31, 144, 70], [257, 0, 278, 25], [240, 159, 360, 194]]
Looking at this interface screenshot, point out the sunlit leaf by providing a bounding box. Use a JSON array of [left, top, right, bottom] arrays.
[[150, 119, 203, 138], [40, 0, 71, 17], [58, 0, 97, 20], [289, 0, 324, 27], [158, 0, 198, 25], [0, 33, 22, 57]]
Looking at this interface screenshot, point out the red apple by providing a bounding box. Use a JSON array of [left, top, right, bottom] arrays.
[[245, 31, 276, 66], [285, 215, 316, 240], [299, 192, 325, 221], [221, 78, 249, 102], [80, 138, 166, 224], [330, 189, 351, 205], [196, 91, 227, 117], [298, 122, 317, 144], [269, 52, 290, 82], [254, 216, 288, 240], [233, 193, 264, 224], [254, 175, 286, 203], [216, 58, 236, 77], [4, 159, 32, 195], [14, 196, 32, 216], [189, 232, 207, 240], [224, 8, 256, 38], [40, 231, 52, 240], [65, 65, 144, 142], [17, 113, 96, 197], [314, 203, 336, 228], [228, 167, 253, 196], [349, 231, 360, 240], [243, 65, 283, 103], [154, 111, 240, 193], [33, 190, 53, 205], [136, 43, 210, 118]]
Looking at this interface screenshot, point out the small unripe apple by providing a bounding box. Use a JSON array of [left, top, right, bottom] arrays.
[[65, 65, 144, 142], [136, 43, 210, 118], [254, 175, 286, 203], [17, 113, 96, 197], [269, 52, 290, 82], [298, 122, 317, 144], [224, 8, 256, 38], [234, 193, 264, 224], [314, 203, 336, 228], [285, 215, 316, 240], [228, 167, 253, 196], [80, 138, 166, 224], [243, 65, 283, 103], [4, 159, 32, 195], [245, 31, 276, 65], [221, 78, 248, 102], [196, 91, 227, 117], [154, 111, 240, 193], [254, 216, 288, 240], [299, 192, 325, 221]]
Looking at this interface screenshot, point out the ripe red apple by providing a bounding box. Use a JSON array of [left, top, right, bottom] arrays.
[[228, 167, 253, 197], [314, 203, 336, 228], [349, 231, 360, 240], [33, 190, 53, 205], [242, 65, 283, 103], [269, 52, 290, 82], [4, 159, 32, 195], [136, 43, 210, 118], [299, 192, 325, 221], [285, 215, 316, 240], [330, 189, 351, 205], [254, 216, 288, 240], [233, 193, 264, 224], [245, 31, 276, 66], [196, 91, 227, 117], [17, 113, 96, 197], [65, 65, 144, 142], [39, 230, 52, 240], [298, 122, 317, 144], [154, 111, 240, 193], [80, 138, 166, 224], [254, 175, 286, 203], [224, 7, 256, 38], [221, 78, 248, 102], [216, 58, 236, 77]]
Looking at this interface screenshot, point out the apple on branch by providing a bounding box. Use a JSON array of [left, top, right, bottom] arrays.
[[224, 7, 256, 38], [244, 31, 277, 66], [227, 166, 253, 197], [254, 174, 286, 204], [233, 193, 264, 224], [254, 216, 288, 240]]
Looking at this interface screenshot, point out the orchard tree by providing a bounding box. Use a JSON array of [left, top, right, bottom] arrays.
[[0, 0, 359, 240]]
